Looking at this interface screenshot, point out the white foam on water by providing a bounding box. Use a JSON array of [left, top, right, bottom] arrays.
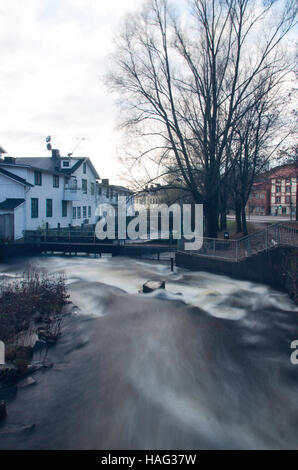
[[12, 255, 297, 321]]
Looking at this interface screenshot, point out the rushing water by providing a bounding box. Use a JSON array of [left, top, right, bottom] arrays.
[[0, 255, 298, 450]]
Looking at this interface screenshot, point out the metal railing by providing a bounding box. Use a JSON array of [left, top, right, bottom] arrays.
[[24, 226, 102, 244], [23, 222, 298, 260], [184, 222, 298, 262]]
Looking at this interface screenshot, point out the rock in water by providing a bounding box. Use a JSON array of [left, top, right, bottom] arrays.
[[18, 376, 37, 388], [0, 401, 7, 421], [142, 280, 165, 293]]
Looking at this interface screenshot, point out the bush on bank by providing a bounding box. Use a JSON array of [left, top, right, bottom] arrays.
[[0, 270, 69, 343]]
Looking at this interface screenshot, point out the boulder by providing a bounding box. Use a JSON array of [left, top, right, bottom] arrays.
[[142, 280, 165, 293], [18, 376, 36, 388], [203, 290, 218, 297], [0, 401, 7, 421]]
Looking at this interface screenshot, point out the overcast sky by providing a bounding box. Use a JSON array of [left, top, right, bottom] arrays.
[[0, 0, 143, 183]]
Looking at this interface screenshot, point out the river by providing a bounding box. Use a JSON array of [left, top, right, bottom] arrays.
[[0, 255, 297, 450]]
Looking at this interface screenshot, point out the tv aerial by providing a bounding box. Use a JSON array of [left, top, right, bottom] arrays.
[[67, 137, 86, 157]]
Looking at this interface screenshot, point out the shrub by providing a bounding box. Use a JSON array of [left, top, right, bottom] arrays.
[[0, 270, 69, 342]]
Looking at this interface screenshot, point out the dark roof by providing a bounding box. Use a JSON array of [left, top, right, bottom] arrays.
[[0, 167, 33, 186], [0, 198, 25, 210], [15, 157, 57, 172], [1, 156, 99, 179]]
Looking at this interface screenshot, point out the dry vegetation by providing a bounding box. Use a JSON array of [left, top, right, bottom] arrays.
[[0, 270, 69, 343]]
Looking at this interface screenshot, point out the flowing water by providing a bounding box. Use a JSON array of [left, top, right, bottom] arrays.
[[0, 255, 298, 450]]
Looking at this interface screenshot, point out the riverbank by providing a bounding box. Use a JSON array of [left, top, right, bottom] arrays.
[[0, 270, 71, 420]]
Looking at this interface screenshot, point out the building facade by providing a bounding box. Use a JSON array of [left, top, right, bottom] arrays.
[[269, 164, 297, 217], [0, 150, 134, 240], [96, 179, 134, 216], [246, 181, 271, 216]]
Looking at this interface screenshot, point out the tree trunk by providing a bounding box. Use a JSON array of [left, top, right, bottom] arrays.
[[220, 206, 227, 231], [241, 206, 248, 236], [204, 200, 218, 238], [235, 202, 242, 233]]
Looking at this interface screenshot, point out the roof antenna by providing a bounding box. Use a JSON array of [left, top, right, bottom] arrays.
[[67, 137, 86, 157]]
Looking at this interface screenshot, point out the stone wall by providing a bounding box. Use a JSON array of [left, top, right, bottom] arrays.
[[176, 246, 298, 302]]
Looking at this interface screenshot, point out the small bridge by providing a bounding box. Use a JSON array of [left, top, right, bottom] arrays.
[[22, 228, 176, 259]]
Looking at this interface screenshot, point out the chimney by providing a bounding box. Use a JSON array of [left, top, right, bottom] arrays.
[[101, 178, 109, 185], [52, 149, 60, 159]]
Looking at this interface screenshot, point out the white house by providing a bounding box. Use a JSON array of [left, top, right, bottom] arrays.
[[0, 150, 135, 240], [0, 150, 99, 240]]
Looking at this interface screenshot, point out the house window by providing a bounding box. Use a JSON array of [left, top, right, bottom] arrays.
[[46, 199, 53, 217], [82, 179, 87, 194], [276, 186, 281, 193], [83, 162, 87, 174], [88, 206, 91, 218], [62, 200, 67, 217], [286, 186, 291, 193], [34, 171, 42, 186], [63, 161, 70, 167], [72, 207, 76, 219], [285, 196, 291, 204], [83, 206, 87, 219], [275, 196, 281, 203], [31, 198, 38, 218], [53, 175, 59, 188], [260, 193, 265, 199], [77, 207, 81, 219], [98, 187, 102, 195], [91, 182, 95, 195]]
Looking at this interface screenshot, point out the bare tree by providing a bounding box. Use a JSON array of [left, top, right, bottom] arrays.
[[108, 0, 297, 237]]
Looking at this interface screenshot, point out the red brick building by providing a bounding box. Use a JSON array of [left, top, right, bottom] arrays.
[[269, 164, 297, 217], [247, 181, 271, 216]]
